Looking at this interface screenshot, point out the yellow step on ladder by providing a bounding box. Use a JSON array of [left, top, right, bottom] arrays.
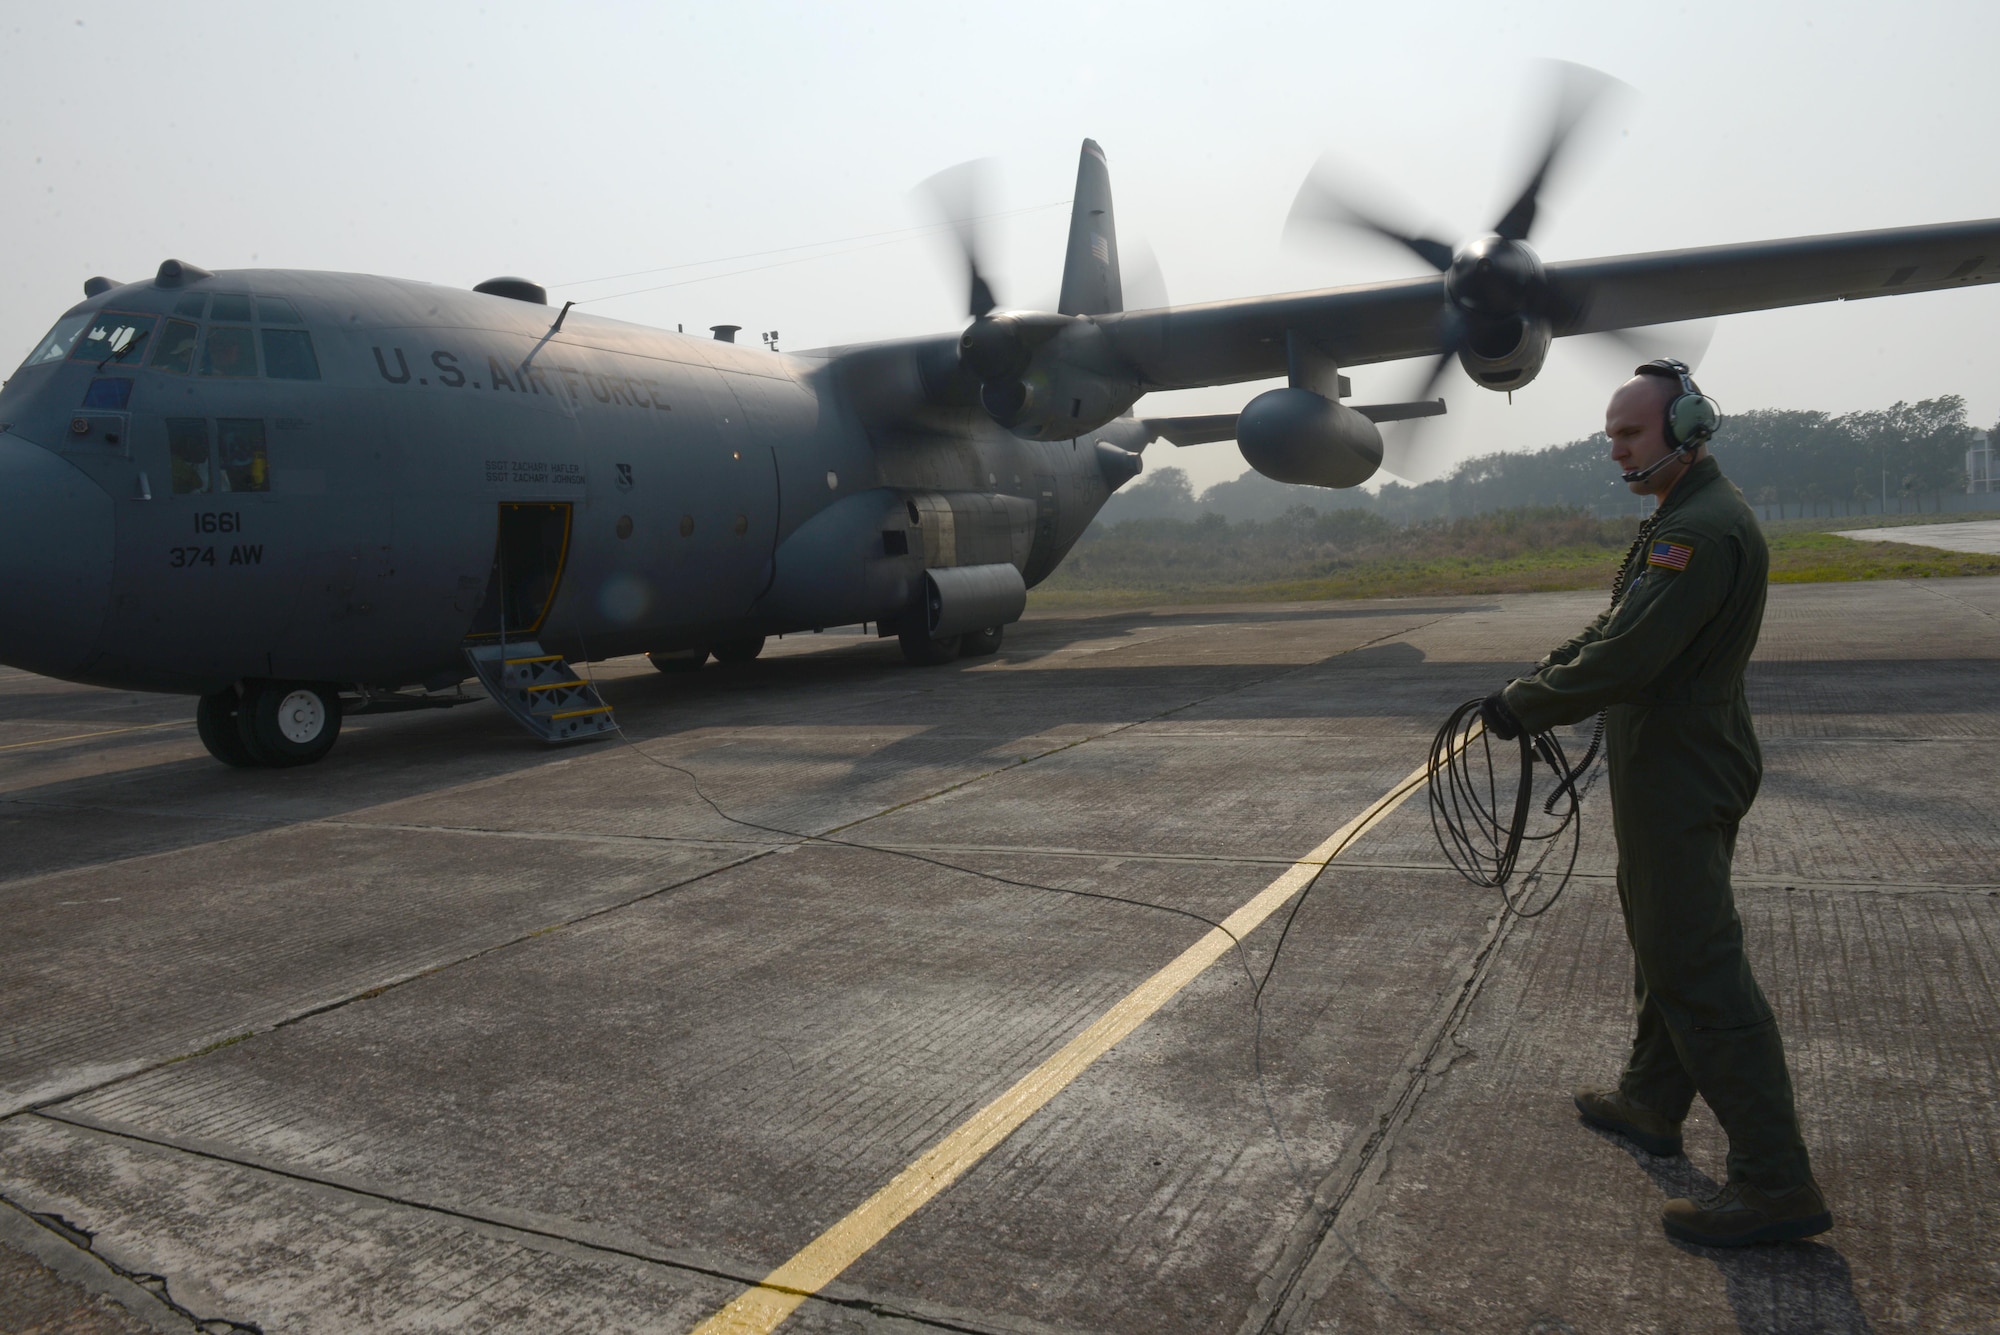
[[463, 640, 618, 744]]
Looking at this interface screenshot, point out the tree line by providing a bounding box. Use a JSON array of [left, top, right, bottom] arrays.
[[1104, 396, 1989, 525]]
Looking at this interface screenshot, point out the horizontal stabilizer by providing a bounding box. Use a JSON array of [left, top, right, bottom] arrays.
[[1353, 398, 1446, 424], [1141, 413, 1239, 447]]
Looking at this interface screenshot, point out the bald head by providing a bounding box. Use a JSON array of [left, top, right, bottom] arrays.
[[1605, 372, 1701, 497]]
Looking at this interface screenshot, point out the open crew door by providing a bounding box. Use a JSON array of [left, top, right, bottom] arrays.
[[462, 501, 617, 745], [465, 502, 571, 641]]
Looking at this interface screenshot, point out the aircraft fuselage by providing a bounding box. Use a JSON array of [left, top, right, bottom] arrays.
[[0, 270, 1126, 697]]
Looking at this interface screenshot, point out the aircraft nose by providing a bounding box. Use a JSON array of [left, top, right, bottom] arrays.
[[0, 433, 113, 678]]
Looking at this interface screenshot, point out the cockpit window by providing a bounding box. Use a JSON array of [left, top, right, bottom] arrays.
[[201, 327, 258, 378], [151, 320, 200, 374], [70, 313, 157, 367], [261, 329, 320, 380], [172, 293, 207, 318], [208, 294, 253, 323], [22, 314, 89, 367], [168, 418, 211, 494], [257, 297, 304, 325], [217, 418, 268, 492]]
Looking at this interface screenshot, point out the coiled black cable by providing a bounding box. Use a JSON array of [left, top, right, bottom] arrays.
[[1425, 701, 1599, 919]]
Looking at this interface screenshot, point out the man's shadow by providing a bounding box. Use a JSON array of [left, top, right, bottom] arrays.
[[1588, 1126, 1875, 1335]]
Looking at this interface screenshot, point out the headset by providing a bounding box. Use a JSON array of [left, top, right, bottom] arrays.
[[1622, 358, 1721, 483]]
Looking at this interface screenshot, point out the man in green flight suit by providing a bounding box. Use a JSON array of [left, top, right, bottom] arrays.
[[1480, 359, 1831, 1247]]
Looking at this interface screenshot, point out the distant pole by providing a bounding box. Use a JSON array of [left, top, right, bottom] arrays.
[[1881, 469, 1888, 515]]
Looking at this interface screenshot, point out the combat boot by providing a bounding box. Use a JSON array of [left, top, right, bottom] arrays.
[[1573, 1086, 1683, 1157], [1662, 1180, 1832, 1247]]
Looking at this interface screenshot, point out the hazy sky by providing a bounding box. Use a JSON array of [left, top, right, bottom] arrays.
[[7, 1, 1997, 491]]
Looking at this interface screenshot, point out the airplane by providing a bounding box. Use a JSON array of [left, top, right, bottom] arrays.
[[4, 110, 1998, 769]]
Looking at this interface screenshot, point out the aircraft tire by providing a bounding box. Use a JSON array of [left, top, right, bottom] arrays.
[[196, 690, 261, 768], [898, 624, 961, 666], [712, 636, 766, 664], [648, 649, 709, 674], [239, 680, 343, 767], [959, 625, 1004, 657]]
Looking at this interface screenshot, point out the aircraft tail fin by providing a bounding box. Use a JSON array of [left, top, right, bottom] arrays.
[[1057, 140, 1122, 317]]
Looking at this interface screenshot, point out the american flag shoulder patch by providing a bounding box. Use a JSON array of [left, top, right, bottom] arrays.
[[1648, 540, 1693, 571]]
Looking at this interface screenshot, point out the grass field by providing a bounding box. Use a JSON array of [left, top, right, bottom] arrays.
[[1029, 511, 2000, 610]]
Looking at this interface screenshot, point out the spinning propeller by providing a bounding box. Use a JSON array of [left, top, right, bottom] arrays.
[[1289, 61, 1711, 479]]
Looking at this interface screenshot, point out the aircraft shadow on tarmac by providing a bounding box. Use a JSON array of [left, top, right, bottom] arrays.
[[7, 625, 1989, 893], [1588, 1127, 1876, 1335], [1, 635, 1480, 891]]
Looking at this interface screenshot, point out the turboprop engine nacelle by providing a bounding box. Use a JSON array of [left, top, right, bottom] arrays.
[[1235, 388, 1384, 489], [961, 315, 1140, 441], [1455, 313, 1552, 392]]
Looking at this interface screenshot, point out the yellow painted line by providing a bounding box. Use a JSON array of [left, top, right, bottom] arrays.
[[689, 744, 1457, 1335], [548, 706, 613, 720], [0, 721, 186, 753]]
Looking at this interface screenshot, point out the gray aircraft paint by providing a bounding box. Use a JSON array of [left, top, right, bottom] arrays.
[[0, 266, 1115, 697]]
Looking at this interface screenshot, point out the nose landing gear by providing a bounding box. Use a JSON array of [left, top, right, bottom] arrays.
[[196, 680, 344, 768]]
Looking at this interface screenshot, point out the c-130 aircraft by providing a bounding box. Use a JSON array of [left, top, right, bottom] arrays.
[[4, 114, 1998, 768]]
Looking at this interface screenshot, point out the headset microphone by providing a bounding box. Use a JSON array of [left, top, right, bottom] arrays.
[[1621, 447, 1693, 484], [1621, 358, 1720, 483]]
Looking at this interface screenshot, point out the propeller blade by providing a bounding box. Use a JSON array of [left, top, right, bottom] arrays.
[[1286, 158, 1455, 273], [919, 158, 1001, 317], [1121, 236, 1170, 313], [1583, 319, 1718, 374], [1491, 61, 1627, 242], [1372, 349, 1458, 482], [1378, 412, 1453, 484]]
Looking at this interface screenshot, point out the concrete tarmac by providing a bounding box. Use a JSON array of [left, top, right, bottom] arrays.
[[1836, 518, 2000, 554], [2, 579, 1996, 1334]]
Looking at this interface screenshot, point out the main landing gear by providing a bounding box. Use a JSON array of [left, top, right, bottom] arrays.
[[647, 636, 767, 674], [197, 680, 343, 768], [899, 623, 1003, 665]]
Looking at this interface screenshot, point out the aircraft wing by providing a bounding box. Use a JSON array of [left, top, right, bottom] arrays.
[[1097, 217, 2000, 392]]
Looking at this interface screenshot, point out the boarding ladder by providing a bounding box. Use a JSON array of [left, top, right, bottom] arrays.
[[464, 640, 618, 744]]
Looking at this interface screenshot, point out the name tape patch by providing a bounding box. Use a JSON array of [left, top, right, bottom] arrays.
[[1648, 540, 1693, 571]]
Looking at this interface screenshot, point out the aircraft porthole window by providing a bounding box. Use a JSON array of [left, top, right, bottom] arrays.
[[262, 329, 320, 381], [679, 515, 695, 538], [151, 320, 200, 374], [208, 293, 254, 323], [826, 471, 838, 490], [216, 418, 269, 492], [167, 418, 212, 494], [172, 293, 207, 319], [201, 327, 258, 378], [616, 515, 633, 540], [23, 314, 90, 367], [732, 514, 749, 536]]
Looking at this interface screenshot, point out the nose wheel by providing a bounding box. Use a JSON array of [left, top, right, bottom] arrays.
[[196, 681, 343, 767]]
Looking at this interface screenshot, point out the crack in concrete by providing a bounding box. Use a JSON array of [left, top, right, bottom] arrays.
[[1240, 904, 1522, 1335], [19, 1114, 1088, 1335], [2, 1190, 258, 1334]]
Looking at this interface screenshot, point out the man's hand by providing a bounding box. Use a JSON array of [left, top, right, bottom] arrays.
[[1481, 691, 1525, 742]]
